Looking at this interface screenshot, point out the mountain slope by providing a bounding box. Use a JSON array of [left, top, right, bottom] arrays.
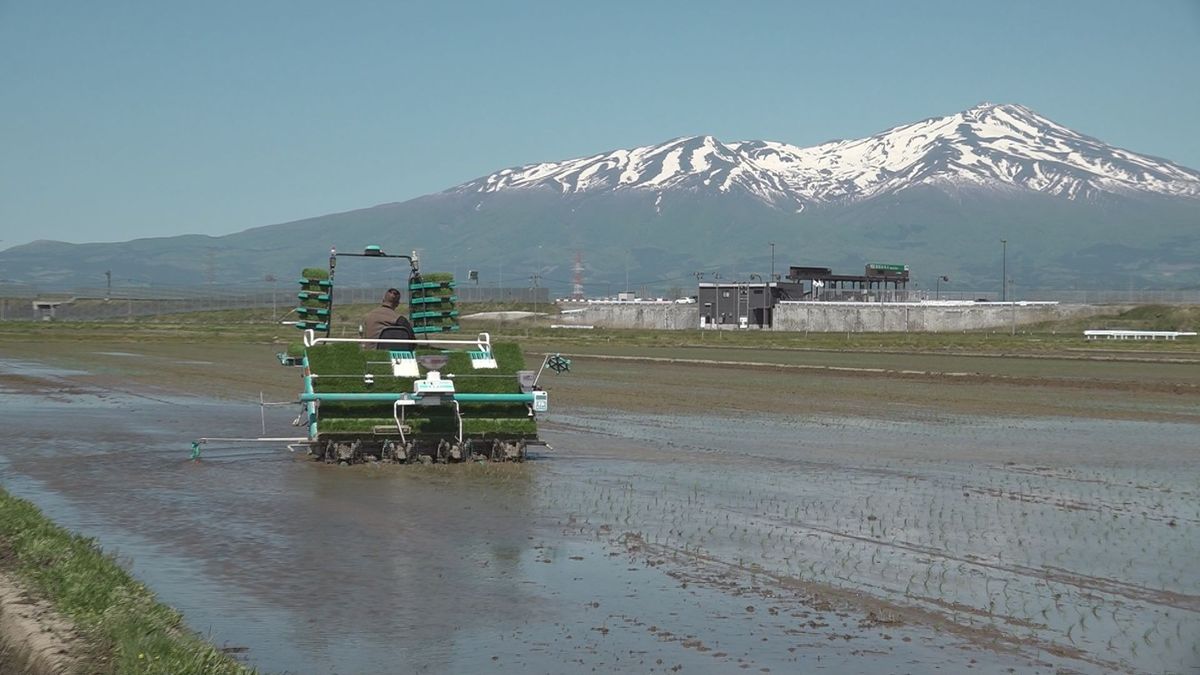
[[2, 103, 1199, 293]]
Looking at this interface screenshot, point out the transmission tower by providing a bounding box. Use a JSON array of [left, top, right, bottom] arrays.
[[571, 251, 585, 300]]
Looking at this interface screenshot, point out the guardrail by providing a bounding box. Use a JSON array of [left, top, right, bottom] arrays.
[[1083, 330, 1197, 340]]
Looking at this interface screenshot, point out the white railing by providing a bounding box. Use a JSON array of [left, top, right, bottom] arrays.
[[776, 300, 1060, 307], [1083, 330, 1197, 340], [303, 329, 491, 353]]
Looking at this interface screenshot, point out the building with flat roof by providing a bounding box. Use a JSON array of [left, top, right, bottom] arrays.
[[696, 262, 913, 328], [787, 263, 909, 301]]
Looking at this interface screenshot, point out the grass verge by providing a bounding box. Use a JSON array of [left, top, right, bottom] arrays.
[[1, 303, 1197, 360], [0, 487, 254, 675]]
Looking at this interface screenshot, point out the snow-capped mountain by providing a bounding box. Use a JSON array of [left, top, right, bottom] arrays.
[[6, 103, 1200, 291], [454, 103, 1200, 207]]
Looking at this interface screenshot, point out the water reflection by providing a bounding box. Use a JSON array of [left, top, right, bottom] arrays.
[[3, 358, 1197, 673]]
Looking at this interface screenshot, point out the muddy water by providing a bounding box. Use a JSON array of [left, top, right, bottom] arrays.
[[1, 354, 1198, 674]]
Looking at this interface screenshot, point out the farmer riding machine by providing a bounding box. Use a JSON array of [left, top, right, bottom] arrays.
[[283, 246, 567, 464]]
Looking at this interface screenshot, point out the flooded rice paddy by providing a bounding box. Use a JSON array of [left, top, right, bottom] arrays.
[[0, 348, 1198, 673]]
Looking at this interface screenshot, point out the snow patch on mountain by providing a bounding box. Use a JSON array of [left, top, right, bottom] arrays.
[[452, 104, 1200, 206]]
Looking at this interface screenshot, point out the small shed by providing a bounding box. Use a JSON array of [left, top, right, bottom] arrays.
[[31, 296, 76, 321]]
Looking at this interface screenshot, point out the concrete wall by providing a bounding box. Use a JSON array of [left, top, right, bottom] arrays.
[[556, 301, 1123, 332], [771, 302, 1117, 332], [557, 302, 698, 330]]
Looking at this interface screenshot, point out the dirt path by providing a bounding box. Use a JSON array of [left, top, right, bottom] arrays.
[[0, 570, 85, 675]]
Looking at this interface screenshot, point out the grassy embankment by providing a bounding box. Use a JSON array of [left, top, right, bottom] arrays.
[[0, 488, 252, 675], [2, 302, 1198, 356]]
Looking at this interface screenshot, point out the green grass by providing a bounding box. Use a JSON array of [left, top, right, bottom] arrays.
[[3, 302, 1197, 359], [0, 487, 254, 675], [1083, 304, 1200, 331], [460, 304, 1200, 357], [496, 326, 1176, 354]]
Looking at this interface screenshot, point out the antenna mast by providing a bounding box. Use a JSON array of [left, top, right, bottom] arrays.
[[571, 251, 585, 300]]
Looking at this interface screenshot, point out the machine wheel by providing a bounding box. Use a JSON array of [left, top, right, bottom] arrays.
[[331, 440, 359, 465]]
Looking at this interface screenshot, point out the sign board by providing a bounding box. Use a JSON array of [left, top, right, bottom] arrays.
[[865, 263, 909, 279], [414, 377, 455, 394]]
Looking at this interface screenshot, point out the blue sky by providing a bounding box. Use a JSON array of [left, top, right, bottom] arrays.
[[2, 0, 1198, 249]]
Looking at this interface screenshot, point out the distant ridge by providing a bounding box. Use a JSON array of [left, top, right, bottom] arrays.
[[2, 103, 1199, 292]]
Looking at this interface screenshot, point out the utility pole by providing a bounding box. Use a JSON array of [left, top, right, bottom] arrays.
[[530, 272, 541, 316], [1000, 239, 1007, 302], [265, 274, 278, 321], [624, 250, 630, 294], [105, 270, 112, 301], [1009, 279, 1016, 336], [769, 242, 775, 282], [936, 275, 948, 300], [713, 272, 722, 330]]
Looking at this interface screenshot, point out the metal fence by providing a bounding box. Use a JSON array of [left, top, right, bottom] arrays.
[[908, 289, 1200, 304], [787, 288, 1200, 304], [0, 283, 1195, 322], [0, 284, 551, 322]]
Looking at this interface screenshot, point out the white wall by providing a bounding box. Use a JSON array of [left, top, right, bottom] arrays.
[[555, 301, 1122, 332]]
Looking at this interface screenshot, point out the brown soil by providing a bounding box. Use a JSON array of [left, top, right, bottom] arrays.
[[0, 341, 294, 401], [5, 339, 1197, 426], [0, 561, 85, 675], [544, 353, 1200, 424]]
